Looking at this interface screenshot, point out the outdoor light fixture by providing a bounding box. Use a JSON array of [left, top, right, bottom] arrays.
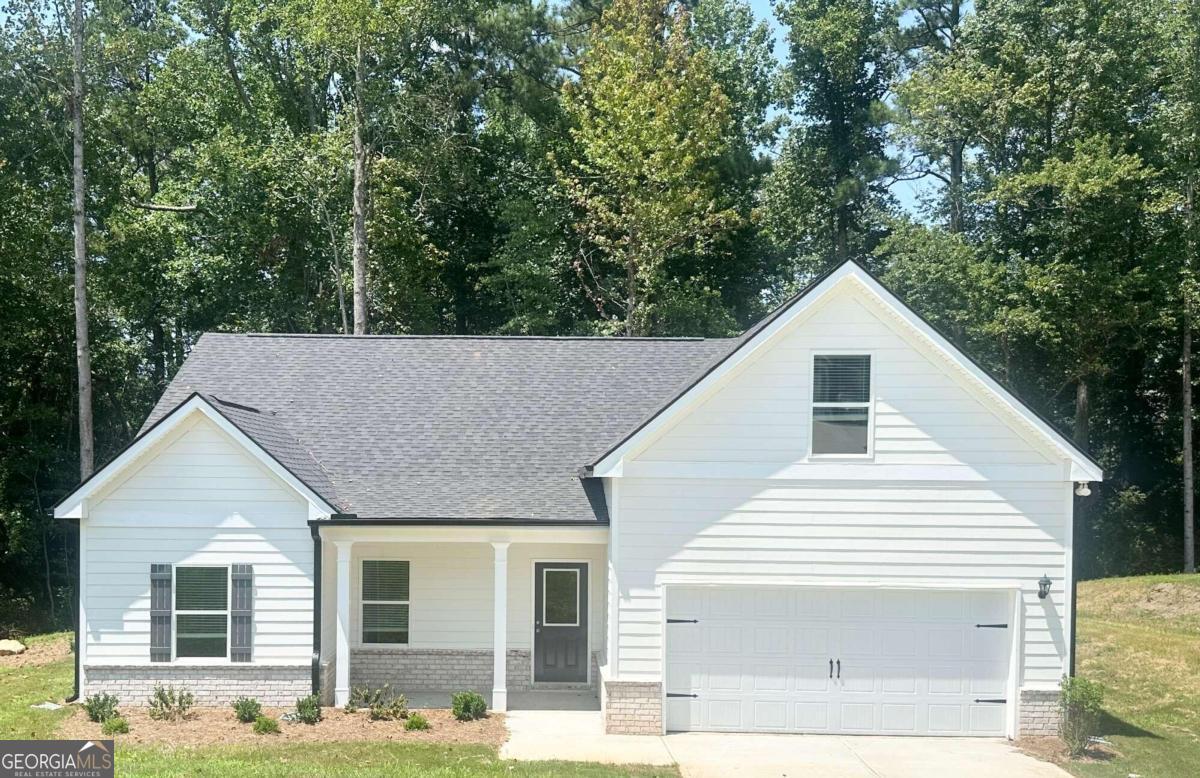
[[1074, 481, 1091, 497], [1037, 574, 1052, 600]]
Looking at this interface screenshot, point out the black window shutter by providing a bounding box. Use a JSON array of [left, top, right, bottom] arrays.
[[150, 565, 172, 662], [231, 564, 253, 662]]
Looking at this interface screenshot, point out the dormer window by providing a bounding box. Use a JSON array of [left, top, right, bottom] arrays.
[[811, 354, 872, 456]]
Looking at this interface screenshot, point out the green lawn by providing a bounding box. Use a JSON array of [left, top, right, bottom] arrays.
[[1070, 574, 1200, 778], [0, 639, 673, 777]]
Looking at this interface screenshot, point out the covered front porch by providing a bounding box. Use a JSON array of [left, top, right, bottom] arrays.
[[316, 523, 608, 712]]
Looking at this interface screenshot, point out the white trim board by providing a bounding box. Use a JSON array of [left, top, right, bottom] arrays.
[[590, 261, 1102, 483]]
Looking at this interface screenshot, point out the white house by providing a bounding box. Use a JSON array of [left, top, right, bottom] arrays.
[[54, 259, 1100, 739]]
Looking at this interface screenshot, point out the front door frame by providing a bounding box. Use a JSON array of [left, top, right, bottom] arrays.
[[530, 558, 591, 686]]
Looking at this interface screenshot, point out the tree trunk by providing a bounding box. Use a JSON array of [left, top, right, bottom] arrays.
[[1185, 176, 1196, 574], [1074, 378, 1089, 450], [1185, 323, 1195, 573], [71, 0, 93, 479], [625, 254, 636, 337], [351, 39, 369, 336], [42, 526, 56, 624], [948, 139, 964, 233]]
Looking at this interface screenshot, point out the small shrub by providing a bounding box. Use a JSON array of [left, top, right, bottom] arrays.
[[451, 691, 487, 721], [83, 693, 119, 723], [404, 712, 429, 731], [101, 716, 129, 735], [345, 685, 385, 713], [147, 685, 194, 721], [232, 697, 262, 724], [368, 694, 409, 722], [252, 714, 280, 735], [1060, 675, 1106, 757], [294, 694, 322, 725]]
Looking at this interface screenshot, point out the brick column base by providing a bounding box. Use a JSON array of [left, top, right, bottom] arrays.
[[604, 681, 662, 734], [1018, 689, 1061, 738]]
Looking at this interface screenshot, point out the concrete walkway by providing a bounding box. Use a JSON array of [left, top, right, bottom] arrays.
[[501, 710, 1069, 777]]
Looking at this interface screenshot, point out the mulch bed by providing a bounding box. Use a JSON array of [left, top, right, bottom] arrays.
[[57, 706, 507, 748], [0, 636, 71, 669], [1017, 735, 1120, 766]]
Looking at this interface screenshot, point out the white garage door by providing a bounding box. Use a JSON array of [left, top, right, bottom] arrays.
[[665, 587, 1013, 736]]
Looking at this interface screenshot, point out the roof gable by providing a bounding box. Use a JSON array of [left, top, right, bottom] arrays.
[[54, 393, 340, 520], [589, 259, 1102, 482]]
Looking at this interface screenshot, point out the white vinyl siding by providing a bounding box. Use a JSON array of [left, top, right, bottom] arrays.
[[612, 287, 1072, 693], [83, 414, 313, 666]]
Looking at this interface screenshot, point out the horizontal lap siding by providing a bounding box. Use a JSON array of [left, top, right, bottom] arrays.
[[615, 289, 1072, 689], [85, 416, 313, 666]]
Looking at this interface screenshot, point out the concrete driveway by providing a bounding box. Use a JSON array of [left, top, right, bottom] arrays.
[[501, 710, 1068, 777]]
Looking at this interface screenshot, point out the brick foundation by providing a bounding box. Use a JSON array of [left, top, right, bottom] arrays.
[[83, 665, 310, 707], [604, 681, 662, 734], [348, 648, 599, 696], [1018, 689, 1061, 738]]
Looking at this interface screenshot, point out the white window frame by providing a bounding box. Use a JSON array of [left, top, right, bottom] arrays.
[[808, 350, 875, 460], [171, 564, 231, 664], [541, 567, 581, 628], [359, 559, 411, 646]]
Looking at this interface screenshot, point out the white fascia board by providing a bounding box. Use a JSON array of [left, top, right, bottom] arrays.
[[54, 394, 337, 519], [592, 262, 1102, 483]]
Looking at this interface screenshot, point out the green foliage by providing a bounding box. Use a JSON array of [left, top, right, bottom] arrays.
[[232, 697, 262, 724], [147, 685, 194, 721], [404, 712, 430, 731], [1059, 675, 1106, 757], [451, 691, 487, 722], [295, 694, 322, 725], [101, 715, 129, 735], [369, 695, 409, 722], [83, 693, 120, 723], [253, 714, 281, 735]]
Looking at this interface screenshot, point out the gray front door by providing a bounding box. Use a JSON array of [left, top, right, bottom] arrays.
[[534, 562, 588, 682]]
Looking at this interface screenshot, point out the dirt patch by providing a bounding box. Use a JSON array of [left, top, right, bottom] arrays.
[[1135, 583, 1200, 620], [56, 705, 507, 748], [1017, 736, 1120, 767], [0, 636, 71, 669]]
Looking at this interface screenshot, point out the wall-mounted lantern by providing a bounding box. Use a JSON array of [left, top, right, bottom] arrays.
[[1037, 574, 1052, 600]]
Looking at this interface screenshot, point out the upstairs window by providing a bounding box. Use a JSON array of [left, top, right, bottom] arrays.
[[361, 560, 410, 644], [811, 354, 872, 456]]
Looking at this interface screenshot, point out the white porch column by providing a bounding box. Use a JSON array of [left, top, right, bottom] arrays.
[[334, 540, 353, 707], [491, 542, 510, 712]]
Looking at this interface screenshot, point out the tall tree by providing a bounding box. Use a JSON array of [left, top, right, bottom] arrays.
[[555, 0, 740, 336], [764, 0, 895, 269], [71, 0, 93, 478]]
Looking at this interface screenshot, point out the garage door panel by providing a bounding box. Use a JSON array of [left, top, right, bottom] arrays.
[[666, 587, 1012, 736]]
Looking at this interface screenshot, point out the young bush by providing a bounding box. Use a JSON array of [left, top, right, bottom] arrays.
[[101, 716, 129, 735], [147, 685, 194, 721], [1060, 675, 1106, 757], [368, 694, 409, 722], [83, 693, 119, 723], [294, 694, 322, 725], [451, 691, 487, 721], [404, 712, 430, 731], [232, 697, 262, 724], [253, 714, 281, 735]]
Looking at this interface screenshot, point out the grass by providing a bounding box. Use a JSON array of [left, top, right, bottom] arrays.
[[1070, 573, 1200, 778], [0, 631, 75, 739], [0, 633, 673, 777]]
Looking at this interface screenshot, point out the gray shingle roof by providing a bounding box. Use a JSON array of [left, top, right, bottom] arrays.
[[144, 334, 733, 522]]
